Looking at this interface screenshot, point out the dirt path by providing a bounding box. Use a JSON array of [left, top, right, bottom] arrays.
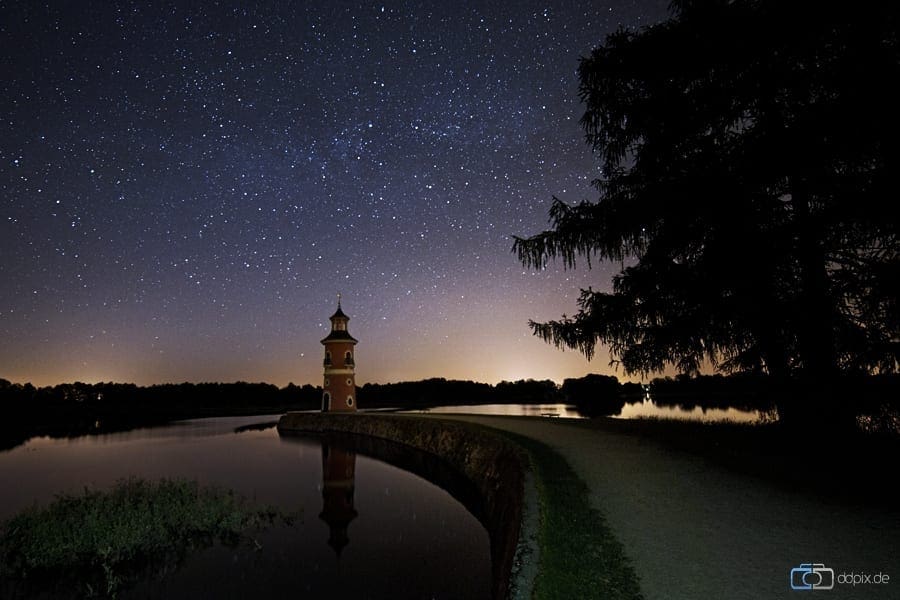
[[435, 415, 899, 600]]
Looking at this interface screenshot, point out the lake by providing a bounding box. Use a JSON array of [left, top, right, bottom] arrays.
[[409, 399, 766, 422], [0, 399, 770, 596], [0, 416, 491, 599]]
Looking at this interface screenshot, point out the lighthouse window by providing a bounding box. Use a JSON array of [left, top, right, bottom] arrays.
[[346, 378, 353, 386], [346, 396, 354, 407], [324, 378, 330, 387], [323, 392, 331, 410]]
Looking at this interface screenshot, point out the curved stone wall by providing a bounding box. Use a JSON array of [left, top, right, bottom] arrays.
[[277, 412, 528, 600]]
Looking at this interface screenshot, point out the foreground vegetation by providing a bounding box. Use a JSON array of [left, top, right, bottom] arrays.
[[0, 478, 290, 598], [498, 431, 644, 600], [477, 414, 899, 599], [581, 417, 900, 507]]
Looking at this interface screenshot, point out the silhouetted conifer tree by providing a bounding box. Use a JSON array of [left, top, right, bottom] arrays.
[[514, 1, 899, 428]]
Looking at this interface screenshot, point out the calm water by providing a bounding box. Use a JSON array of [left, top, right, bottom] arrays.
[[412, 403, 588, 419], [613, 399, 764, 422], [409, 401, 765, 422], [0, 416, 491, 599]]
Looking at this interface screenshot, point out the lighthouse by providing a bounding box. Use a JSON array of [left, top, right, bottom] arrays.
[[321, 295, 358, 412]]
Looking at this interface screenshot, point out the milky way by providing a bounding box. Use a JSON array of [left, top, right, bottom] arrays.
[[1, 1, 668, 386]]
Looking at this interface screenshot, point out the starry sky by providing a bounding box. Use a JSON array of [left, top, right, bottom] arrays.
[[1, 1, 669, 387]]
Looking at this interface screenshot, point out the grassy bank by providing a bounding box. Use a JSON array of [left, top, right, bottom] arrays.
[[576, 417, 900, 507], [278, 412, 646, 599], [0, 478, 290, 598], [497, 431, 644, 600]]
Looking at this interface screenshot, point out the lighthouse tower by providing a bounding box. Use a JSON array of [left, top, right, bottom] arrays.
[[321, 295, 358, 412]]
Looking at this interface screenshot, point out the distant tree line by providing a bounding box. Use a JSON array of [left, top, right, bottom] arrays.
[[358, 378, 561, 408], [361, 373, 897, 420], [0, 379, 321, 451], [0, 379, 321, 419], [2, 373, 896, 449], [647, 373, 898, 417]]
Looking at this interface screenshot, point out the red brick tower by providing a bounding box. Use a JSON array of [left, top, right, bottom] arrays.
[[321, 295, 358, 412]]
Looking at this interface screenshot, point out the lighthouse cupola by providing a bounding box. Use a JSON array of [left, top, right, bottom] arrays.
[[320, 295, 358, 412]]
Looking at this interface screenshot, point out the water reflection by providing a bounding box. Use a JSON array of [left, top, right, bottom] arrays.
[[319, 442, 358, 556], [613, 398, 765, 422], [412, 403, 588, 419], [408, 401, 765, 422], [0, 417, 492, 599]]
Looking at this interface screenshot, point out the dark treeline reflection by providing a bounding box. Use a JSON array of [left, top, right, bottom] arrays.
[[646, 373, 899, 420], [362, 374, 899, 426], [2, 373, 898, 450]]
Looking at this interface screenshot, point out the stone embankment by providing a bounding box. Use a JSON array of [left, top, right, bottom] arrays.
[[277, 412, 533, 600]]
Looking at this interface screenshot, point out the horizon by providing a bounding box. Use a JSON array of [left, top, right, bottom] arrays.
[[1, 371, 644, 390]]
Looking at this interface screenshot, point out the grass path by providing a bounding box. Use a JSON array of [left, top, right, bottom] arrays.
[[435, 415, 900, 600]]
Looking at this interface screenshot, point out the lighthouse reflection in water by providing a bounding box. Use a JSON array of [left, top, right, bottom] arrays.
[[303, 436, 492, 599], [0, 417, 491, 597], [319, 441, 358, 556]]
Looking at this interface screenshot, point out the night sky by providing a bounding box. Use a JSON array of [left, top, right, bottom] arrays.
[[1, 1, 669, 387]]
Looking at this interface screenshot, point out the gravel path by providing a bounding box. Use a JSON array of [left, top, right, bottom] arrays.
[[435, 415, 899, 600]]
